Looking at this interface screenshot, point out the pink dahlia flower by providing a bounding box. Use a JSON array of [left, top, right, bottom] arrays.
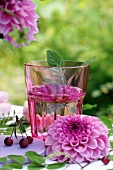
[[0, 0, 39, 47], [45, 115, 110, 163], [29, 84, 85, 103]]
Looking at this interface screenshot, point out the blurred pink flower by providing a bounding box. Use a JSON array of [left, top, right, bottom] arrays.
[[0, 103, 11, 116], [36, 113, 60, 132], [23, 101, 30, 121], [0, 91, 9, 102], [29, 84, 85, 103], [23, 101, 61, 131], [45, 115, 110, 163], [0, 0, 39, 47], [0, 91, 11, 116]]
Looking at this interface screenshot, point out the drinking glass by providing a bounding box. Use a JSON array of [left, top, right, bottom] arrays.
[[24, 60, 90, 140]]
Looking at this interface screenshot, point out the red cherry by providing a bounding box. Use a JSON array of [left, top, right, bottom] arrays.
[[27, 136, 33, 144], [101, 156, 110, 165], [4, 137, 13, 146], [19, 138, 29, 148]]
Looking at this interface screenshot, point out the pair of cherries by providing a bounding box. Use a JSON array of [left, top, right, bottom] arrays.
[[4, 115, 33, 148], [4, 136, 33, 148]]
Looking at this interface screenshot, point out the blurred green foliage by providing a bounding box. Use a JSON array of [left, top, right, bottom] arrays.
[[0, 0, 113, 117]]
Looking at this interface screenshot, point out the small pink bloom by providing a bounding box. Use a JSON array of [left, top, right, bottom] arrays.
[[22, 100, 57, 131], [36, 114, 42, 130], [41, 115, 45, 131], [0, 102, 11, 116], [36, 114, 55, 132], [45, 115, 110, 163], [45, 114, 53, 130], [23, 101, 30, 121], [0, 91, 9, 103]]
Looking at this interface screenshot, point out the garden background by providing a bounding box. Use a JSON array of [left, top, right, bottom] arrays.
[[0, 0, 113, 117]]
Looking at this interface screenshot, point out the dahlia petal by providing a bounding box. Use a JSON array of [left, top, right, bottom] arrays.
[[46, 146, 52, 155], [80, 148, 93, 158], [90, 129, 100, 138], [87, 138, 97, 149], [45, 135, 55, 145], [57, 128, 63, 133], [62, 143, 72, 151], [92, 148, 101, 159], [18, 9, 28, 17], [57, 155, 68, 163], [0, 24, 11, 36], [65, 149, 77, 157], [12, 17, 21, 24], [101, 147, 108, 156], [58, 137, 66, 143], [0, 12, 11, 25], [100, 135, 110, 148], [52, 133, 60, 140], [74, 144, 87, 152], [70, 138, 79, 147], [74, 153, 84, 163], [96, 138, 105, 150], [52, 142, 62, 151], [55, 123, 63, 128], [80, 137, 88, 144], [48, 128, 56, 135], [23, 1, 36, 10]]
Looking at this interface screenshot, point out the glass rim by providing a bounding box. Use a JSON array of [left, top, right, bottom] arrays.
[[24, 60, 90, 68]]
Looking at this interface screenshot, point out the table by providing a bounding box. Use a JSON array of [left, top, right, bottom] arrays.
[[0, 105, 113, 170]]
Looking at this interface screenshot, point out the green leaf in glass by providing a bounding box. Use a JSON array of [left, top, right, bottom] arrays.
[[67, 57, 95, 85], [46, 50, 64, 67], [33, 69, 52, 84], [81, 56, 95, 67]]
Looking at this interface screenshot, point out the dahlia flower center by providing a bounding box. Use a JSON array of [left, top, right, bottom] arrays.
[[72, 123, 78, 130], [66, 122, 81, 133]]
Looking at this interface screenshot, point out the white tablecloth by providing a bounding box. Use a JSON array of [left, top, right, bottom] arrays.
[[1, 105, 113, 170]]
